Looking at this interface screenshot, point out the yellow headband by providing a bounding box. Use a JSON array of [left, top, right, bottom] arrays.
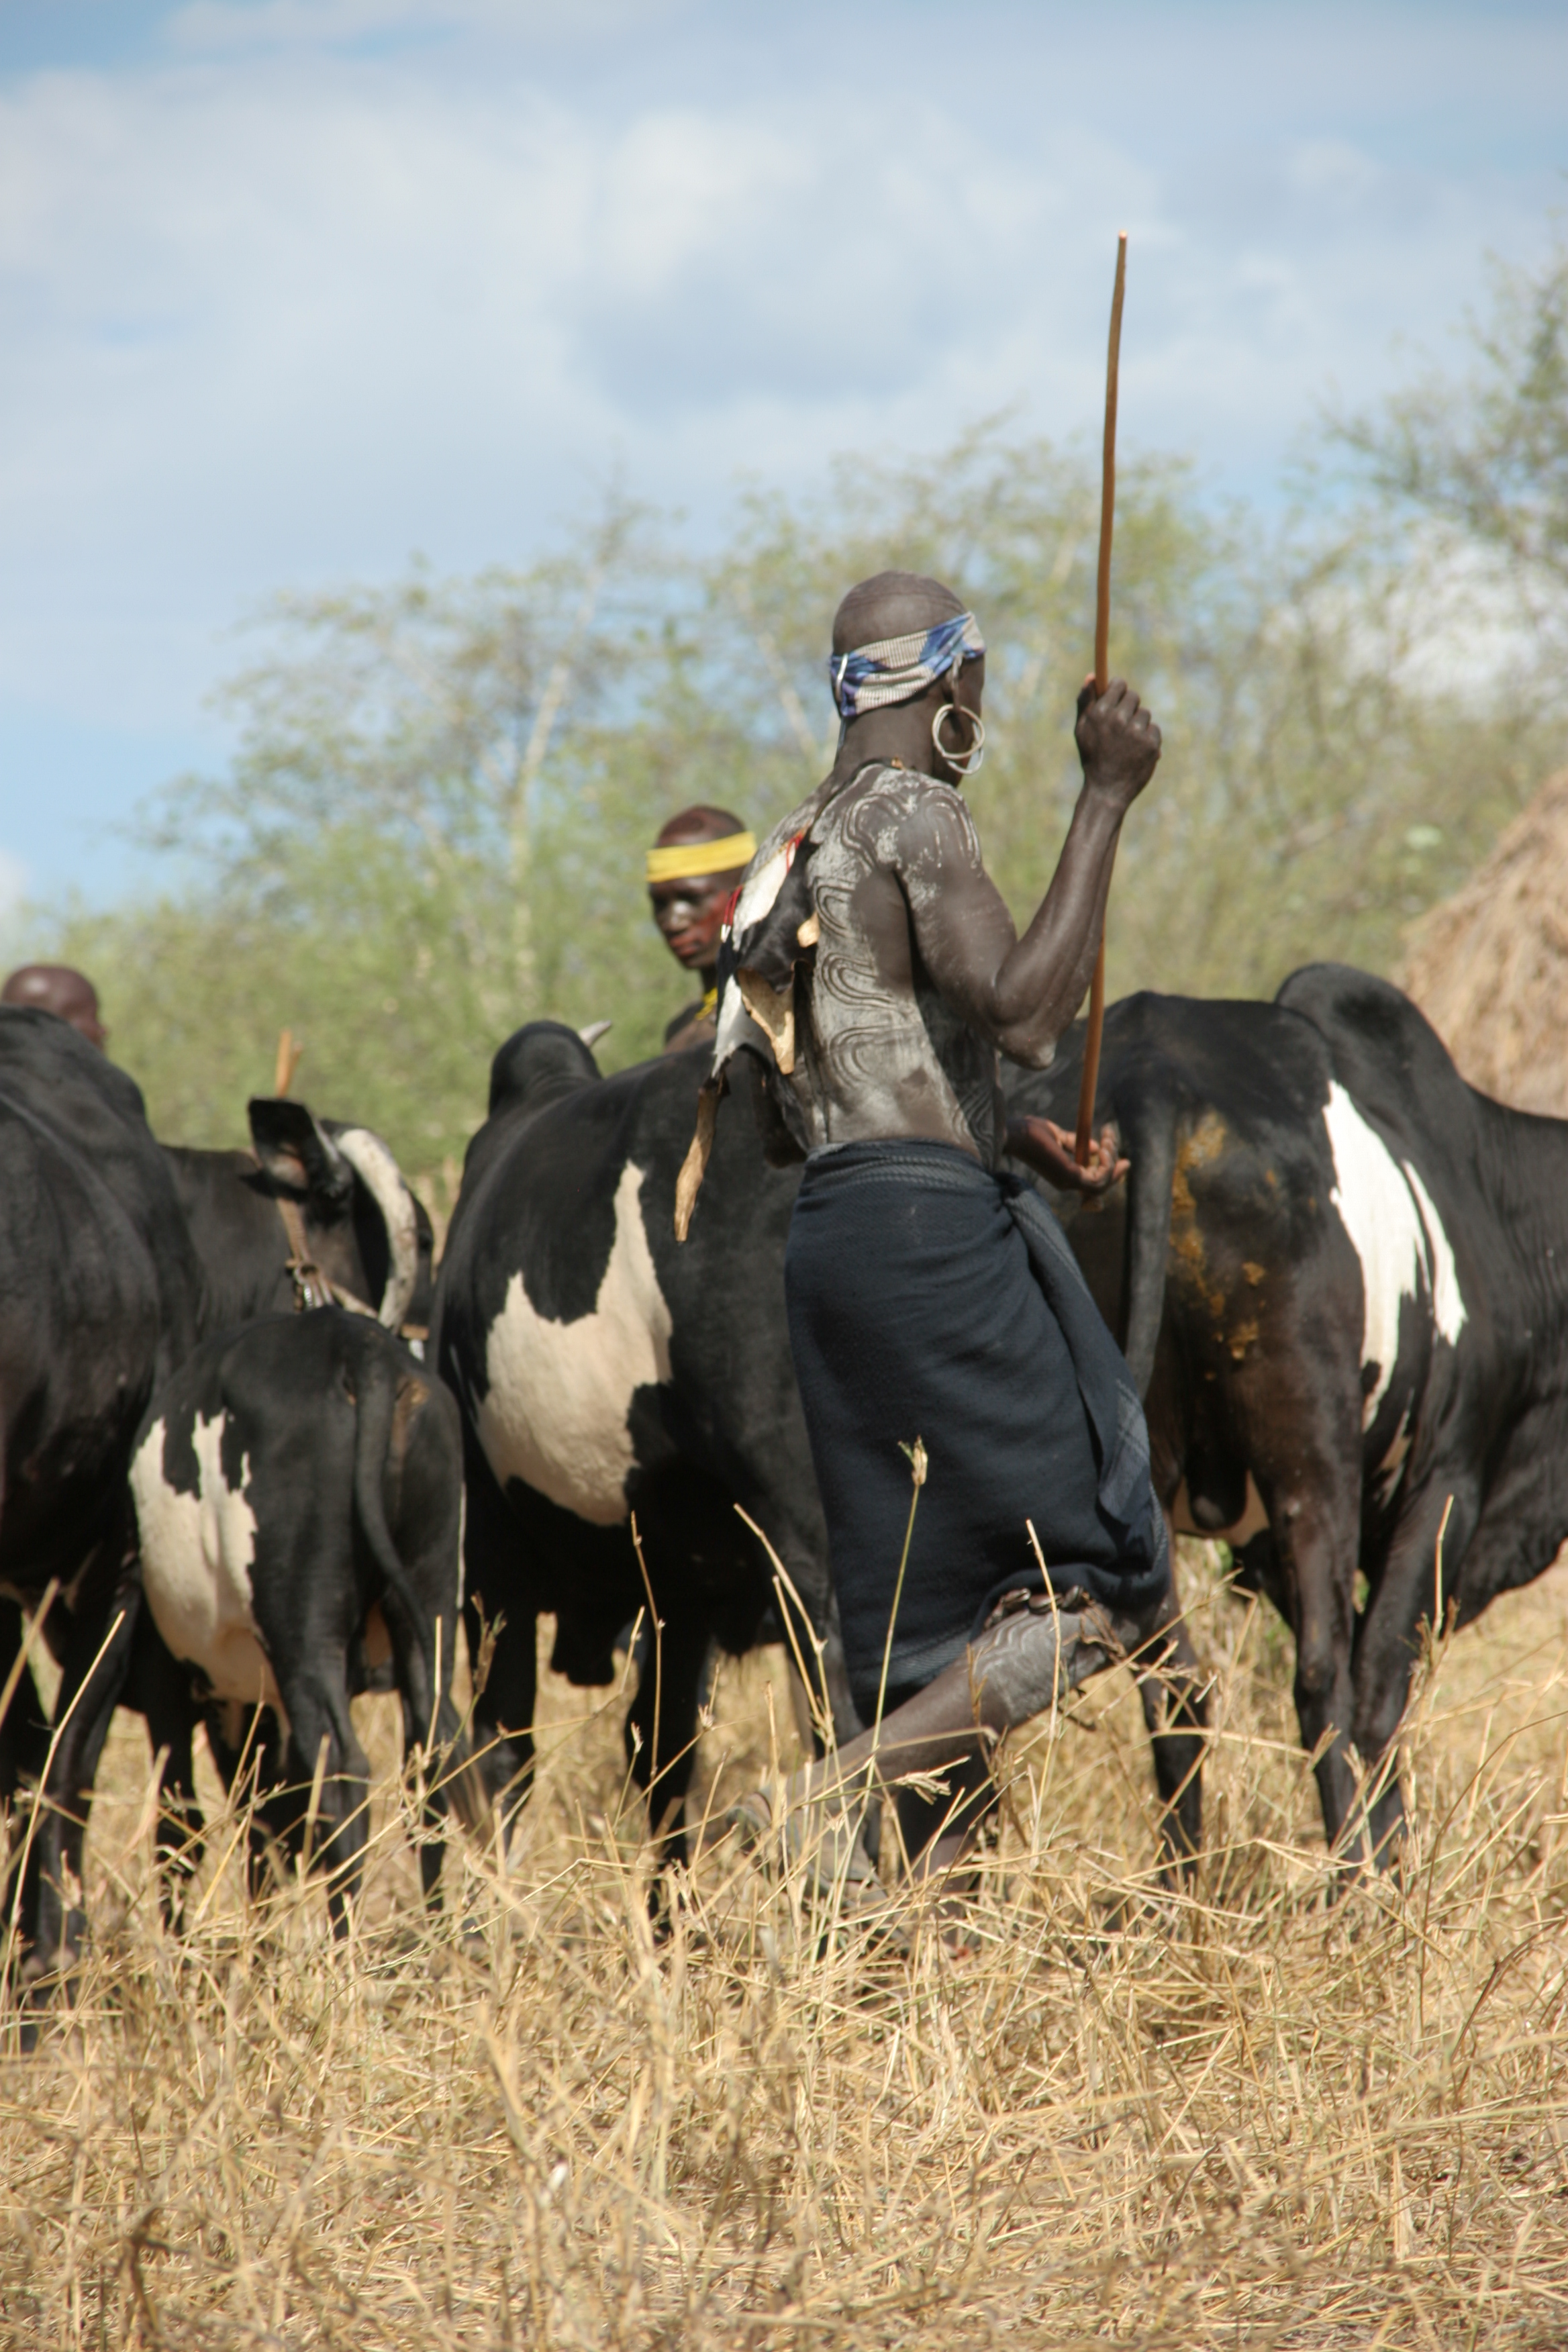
[[645, 831, 756, 885]]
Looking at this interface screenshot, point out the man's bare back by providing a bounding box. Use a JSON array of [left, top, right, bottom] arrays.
[[765, 674, 1159, 1169], [790, 763, 1004, 1159]]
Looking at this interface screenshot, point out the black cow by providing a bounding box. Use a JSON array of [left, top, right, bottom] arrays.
[[0, 1009, 206, 1971], [165, 1095, 431, 1335], [434, 1022, 1207, 1869], [117, 1310, 475, 1929], [1006, 966, 1560, 1867]]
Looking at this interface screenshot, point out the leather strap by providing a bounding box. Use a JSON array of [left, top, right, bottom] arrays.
[[273, 1194, 377, 1320]]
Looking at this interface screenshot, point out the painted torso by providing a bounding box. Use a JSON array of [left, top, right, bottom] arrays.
[[783, 763, 1003, 1163]]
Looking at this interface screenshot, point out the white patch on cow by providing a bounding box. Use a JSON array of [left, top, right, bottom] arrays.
[[1400, 1161, 1467, 1346], [475, 1160, 673, 1526], [130, 1413, 288, 1732], [1322, 1082, 1467, 1431], [1173, 1472, 1269, 1545]]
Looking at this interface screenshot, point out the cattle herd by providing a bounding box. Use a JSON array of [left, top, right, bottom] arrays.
[[2, 950, 1566, 2003]]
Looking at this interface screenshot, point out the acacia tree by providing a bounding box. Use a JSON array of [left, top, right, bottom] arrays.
[[1331, 232, 1568, 618]]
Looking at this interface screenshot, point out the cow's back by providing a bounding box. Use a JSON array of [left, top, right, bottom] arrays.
[[0, 1010, 205, 1585], [438, 1031, 803, 1521]]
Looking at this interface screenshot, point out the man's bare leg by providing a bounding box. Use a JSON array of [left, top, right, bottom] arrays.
[[732, 1589, 1146, 1894]]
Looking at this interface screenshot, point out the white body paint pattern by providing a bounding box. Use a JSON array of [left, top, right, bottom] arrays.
[[130, 1412, 287, 1730], [1322, 1081, 1469, 1438], [475, 1161, 673, 1526]]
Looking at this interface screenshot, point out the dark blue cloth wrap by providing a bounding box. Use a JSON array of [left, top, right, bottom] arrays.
[[784, 1138, 1170, 1718]]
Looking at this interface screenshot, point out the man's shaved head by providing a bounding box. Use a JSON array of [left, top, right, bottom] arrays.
[[1, 963, 106, 1049], [832, 571, 965, 655], [656, 804, 748, 848]]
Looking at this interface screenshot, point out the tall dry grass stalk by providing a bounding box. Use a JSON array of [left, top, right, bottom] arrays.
[[3, 1541, 1568, 2348]]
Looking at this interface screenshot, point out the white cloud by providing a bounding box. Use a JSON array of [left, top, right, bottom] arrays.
[[0, 0, 1562, 855]]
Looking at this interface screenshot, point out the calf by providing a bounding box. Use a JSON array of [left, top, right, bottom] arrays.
[[123, 1309, 474, 1929], [1006, 967, 1563, 1867], [16, 1090, 435, 1979]]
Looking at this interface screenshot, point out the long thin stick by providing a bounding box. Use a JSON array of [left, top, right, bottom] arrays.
[[1075, 231, 1128, 1169]]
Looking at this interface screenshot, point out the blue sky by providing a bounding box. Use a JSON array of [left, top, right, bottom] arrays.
[[0, 0, 1563, 914]]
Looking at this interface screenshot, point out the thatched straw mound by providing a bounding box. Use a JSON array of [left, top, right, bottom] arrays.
[[1398, 765, 1568, 1116]]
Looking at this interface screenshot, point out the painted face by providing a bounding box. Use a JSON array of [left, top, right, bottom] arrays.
[[648, 867, 746, 973]]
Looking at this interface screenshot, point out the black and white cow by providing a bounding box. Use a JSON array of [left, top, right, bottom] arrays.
[[432, 1024, 850, 1859], [165, 1095, 431, 1336], [0, 1008, 207, 1973], [1006, 965, 1557, 1867], [117, 1308, 475, 1930]]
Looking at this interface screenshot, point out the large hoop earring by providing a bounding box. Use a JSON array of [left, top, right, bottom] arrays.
[[932, 703, 986, 777]]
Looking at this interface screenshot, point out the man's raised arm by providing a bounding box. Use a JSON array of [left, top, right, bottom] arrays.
[[899, 679, 1160, 1069]]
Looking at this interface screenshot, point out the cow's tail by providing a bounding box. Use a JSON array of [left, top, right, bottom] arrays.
[[350, 1351, 480, 1822], [1119, 1087, 1179, 1400]]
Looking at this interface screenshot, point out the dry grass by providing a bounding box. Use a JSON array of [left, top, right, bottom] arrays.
[[3, 1541, 1568, 2349], [1398, 763, 1568, 1116]]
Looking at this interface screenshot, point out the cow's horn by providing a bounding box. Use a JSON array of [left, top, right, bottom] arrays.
[[330, 1126, 420, 1330], [579, 1020, 612, 1049]]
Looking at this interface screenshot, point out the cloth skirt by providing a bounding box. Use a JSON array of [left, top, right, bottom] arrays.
[[784, 1138, 1169, 1718]]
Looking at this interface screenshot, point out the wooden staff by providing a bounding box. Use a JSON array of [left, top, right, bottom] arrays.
[[274, 1026, 303, 1097], [1074, 230, 1128, 1169]]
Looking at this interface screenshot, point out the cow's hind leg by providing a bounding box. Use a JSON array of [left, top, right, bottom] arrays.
[[0, 1600, 52, 1801], [624, 1609, 711, 1874], [203, 1706, 293, 1903], [1271, 1472, 1363, 1875], [124, 1610, 205, 1926], [23, 1573, 139, 1990], [283, 1679, 371, 1938], [1135, 1582, 1208, 1875], [460, 1435, 538, 1843], [1351, 1481, 1479, 1872]]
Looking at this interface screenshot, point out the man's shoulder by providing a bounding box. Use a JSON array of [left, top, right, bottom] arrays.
[[817, 761, 968, 831], [816, 764, 977, 863]]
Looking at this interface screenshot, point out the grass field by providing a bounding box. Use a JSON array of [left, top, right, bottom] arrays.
[[3, 1538, 1567, 2349]]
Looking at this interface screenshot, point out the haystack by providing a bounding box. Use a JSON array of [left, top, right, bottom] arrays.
[[1398, 766, 1568, 1118]]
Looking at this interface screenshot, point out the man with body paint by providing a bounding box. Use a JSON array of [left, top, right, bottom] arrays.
[[697, 571, 1180, 1902], [1, 963, 107, 1049], [646, 806, 756, 1052]]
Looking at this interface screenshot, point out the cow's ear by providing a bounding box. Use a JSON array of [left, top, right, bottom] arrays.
[[247, 1097, 354, 1205]]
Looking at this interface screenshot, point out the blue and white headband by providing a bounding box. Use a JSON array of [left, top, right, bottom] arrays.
[[828, 609, 985, 721]]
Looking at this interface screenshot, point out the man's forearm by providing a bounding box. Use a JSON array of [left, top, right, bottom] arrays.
[[987, 783, 1124, 1064]]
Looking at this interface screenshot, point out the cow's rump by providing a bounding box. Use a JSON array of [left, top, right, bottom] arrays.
[[783, 1137, 1169, 1717]]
